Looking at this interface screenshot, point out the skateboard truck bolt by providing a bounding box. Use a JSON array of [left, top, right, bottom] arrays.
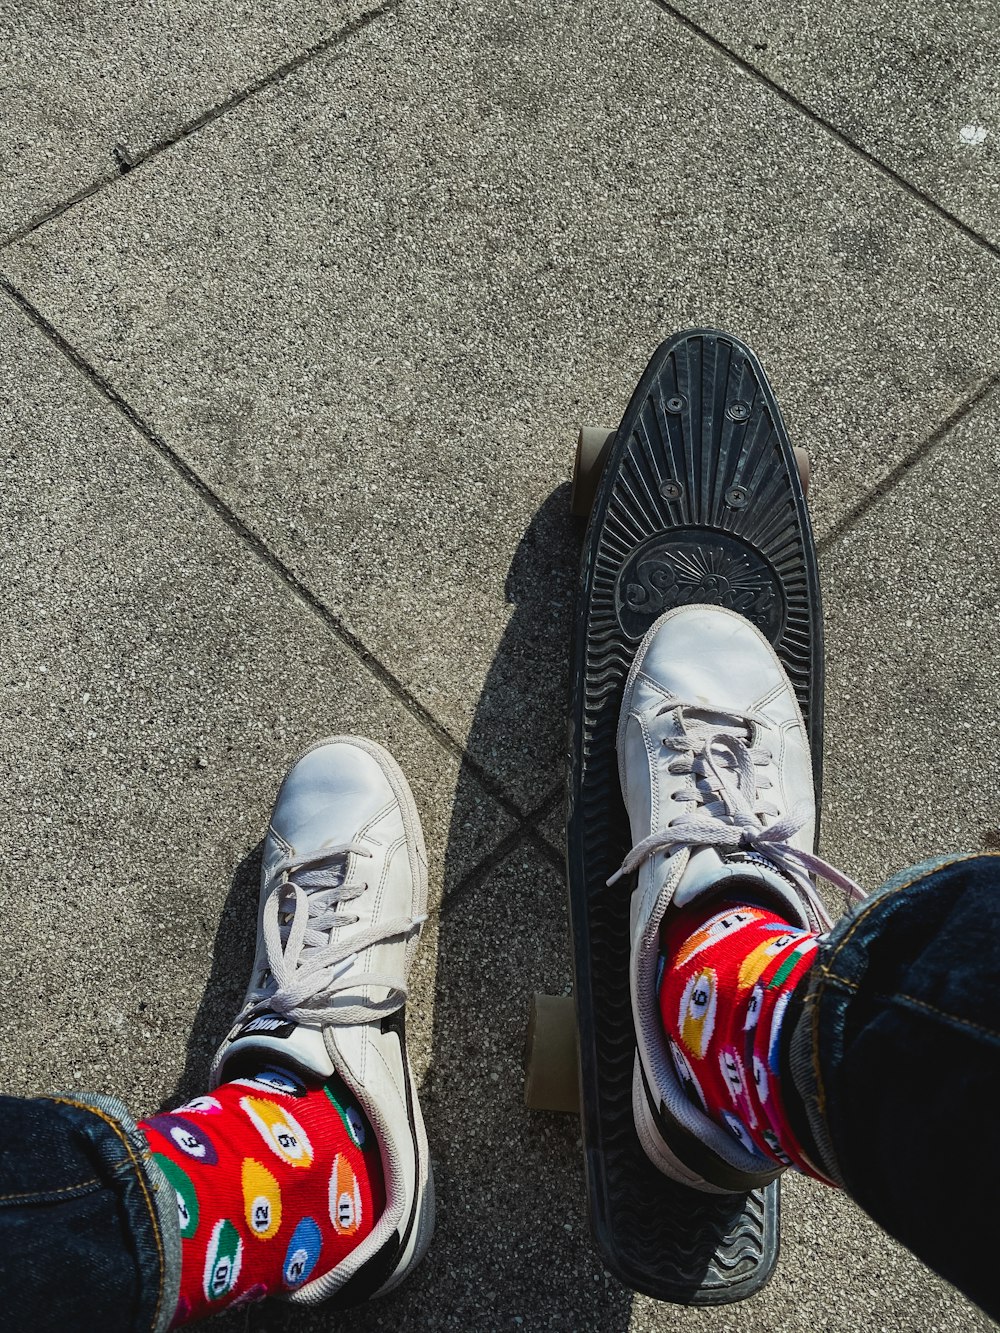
[[725, 485, 749, 508], [659, 479, 684, 500], [666, 396, 685, 413], [728, 401, 750, 421]]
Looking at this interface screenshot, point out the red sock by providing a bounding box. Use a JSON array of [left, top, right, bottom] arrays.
[[140, 1066, 385, 1324], [658, 900, 830, 1182]]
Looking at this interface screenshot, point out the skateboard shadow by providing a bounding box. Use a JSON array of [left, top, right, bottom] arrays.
[[347, 485, 636, 1331]]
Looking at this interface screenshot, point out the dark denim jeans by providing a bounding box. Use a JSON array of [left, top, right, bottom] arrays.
[[0, 1091, 180, 1333], [792, 852, 1000, 1321], [1, 853, 997, 1328]]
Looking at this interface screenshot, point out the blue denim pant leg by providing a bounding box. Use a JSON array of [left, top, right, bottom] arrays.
[[791, 852, 1000, 1319], [0, 1091, 181, 1333]]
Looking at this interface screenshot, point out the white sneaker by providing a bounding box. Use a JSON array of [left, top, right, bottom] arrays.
[[610, 606, 862, 1193], [212, 736, 434, 1304]]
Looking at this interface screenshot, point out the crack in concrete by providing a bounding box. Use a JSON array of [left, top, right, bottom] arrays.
[[0, 0, 401, 254], [0, 273, 555, 845], [438, 797, 565, 922], [817, 367, 1000, 554], [653, 0, 1000, 267]]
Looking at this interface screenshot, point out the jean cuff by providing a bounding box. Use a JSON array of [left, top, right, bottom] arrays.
[[786, 854, 962, 1190], [60, 1092, 182, 1333]]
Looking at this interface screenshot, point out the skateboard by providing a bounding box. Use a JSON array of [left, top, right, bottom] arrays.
[[524, 329, 823, 1304]]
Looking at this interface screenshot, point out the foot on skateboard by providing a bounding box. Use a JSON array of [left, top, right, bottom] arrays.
[[535, 329, 826, 1303], [614, 603, 862, 1195]]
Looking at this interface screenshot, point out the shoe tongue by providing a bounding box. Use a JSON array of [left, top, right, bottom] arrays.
[[218, 1012, 335, 1081], [676, 705, 747, 733], [675, 846, 810, 929]]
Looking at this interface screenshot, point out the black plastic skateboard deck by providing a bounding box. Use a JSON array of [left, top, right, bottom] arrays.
[[566, 328, 823, 1304]]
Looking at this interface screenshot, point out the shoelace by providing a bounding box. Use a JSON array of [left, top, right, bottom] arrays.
[[607, 702, 864, 929], [248, 841, 424, 1026]]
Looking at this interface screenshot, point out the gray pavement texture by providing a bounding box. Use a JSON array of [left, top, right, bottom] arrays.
[[1, 0, 998, 1327], [0, 0, 386, 244]]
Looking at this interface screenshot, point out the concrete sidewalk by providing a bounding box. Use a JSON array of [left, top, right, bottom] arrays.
[[2, 0, 997, 1328]]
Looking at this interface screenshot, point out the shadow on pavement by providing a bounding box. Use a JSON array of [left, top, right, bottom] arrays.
[[342, 485, 635, 1332], [169, 842, 262, 1110], [169, 488, 635, 1330]]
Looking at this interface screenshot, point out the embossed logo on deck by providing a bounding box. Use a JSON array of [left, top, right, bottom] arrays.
[[614, 529, 785, 640]]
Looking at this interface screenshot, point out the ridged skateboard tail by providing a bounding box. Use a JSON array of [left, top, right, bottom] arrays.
[[565, 328, 823, 1303]]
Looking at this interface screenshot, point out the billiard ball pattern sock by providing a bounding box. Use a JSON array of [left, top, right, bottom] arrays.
[[139, 1064, 385, 1324], [657, 899, 832, 1182]]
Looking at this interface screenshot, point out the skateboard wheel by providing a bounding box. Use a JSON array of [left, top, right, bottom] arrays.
[[571, 427, 615, 518], [524, 993, 579, 1114], [793, 446, 810, 497]]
